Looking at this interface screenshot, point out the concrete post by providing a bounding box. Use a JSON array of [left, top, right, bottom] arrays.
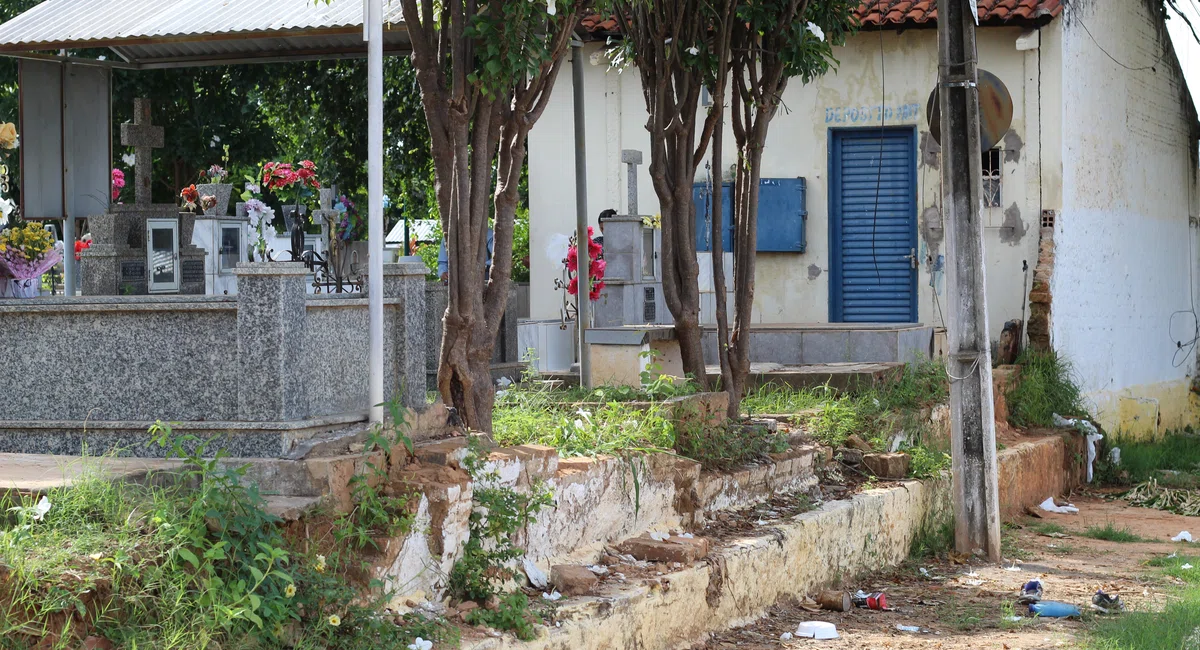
[[938, 0, 1002, 560], [384, 258, 428, 409], [235, 262, 309, 421], [571, 40, 592, 388]]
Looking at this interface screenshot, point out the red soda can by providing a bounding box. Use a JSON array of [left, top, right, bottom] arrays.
[[852, 591, 888, 610]]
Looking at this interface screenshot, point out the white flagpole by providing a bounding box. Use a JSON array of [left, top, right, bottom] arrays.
[[367, 0, 385, 423]]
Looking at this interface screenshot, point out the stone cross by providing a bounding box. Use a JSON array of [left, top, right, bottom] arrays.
[[621, 149, 643, 216], [120, 98, 164, 206]]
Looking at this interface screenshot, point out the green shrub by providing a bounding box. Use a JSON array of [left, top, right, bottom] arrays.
[[1007, 349, 1086, 428]]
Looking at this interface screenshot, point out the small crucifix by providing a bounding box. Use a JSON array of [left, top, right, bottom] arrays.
[[120, 98, 164, 206], [621, 149, 643, 216]]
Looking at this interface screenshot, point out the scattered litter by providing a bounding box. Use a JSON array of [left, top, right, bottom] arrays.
[[541, 591, 562, 601], [1092, 590, 1125, 614], [678, 532, 694, 539], [889, 431, 908, 453], [852, 590, 888, 610], [1170, 552, 1179, 558], [797, 596, 822, 613], [1029, 601, 1082, 618], [523, 558, 549, 589], [1109, 447, 1121, 466], [586, 565, 609, 575], [1039, 497, 1080, 514], [1183, 563, 1194, 570], [918, 567, 946, 580], [1004, 563, 1023, 572], [1041, 531, 1071, 539], [1173, 531, 1194, 543], [1054, 414, 1103, 482], [917, 599, 944, 606], [649, 531, 668, 541], [31, 496, 50, 521], [779, 632, 794, 640], [962, 579, 985, 587], [795, 621, 839, 640], [1018, 580, 1044, 604], [895, 624, 922, 633], [1006, 616, 1024, 622], [963, 570, 980, 577]]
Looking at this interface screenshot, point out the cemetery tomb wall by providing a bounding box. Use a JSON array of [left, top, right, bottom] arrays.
[[0, 296, 239, 422]]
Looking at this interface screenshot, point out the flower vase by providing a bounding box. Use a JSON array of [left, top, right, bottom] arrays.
[[289, 208, 307, 262], [9, 277, 40, 298], [196, 183, 233, 217]]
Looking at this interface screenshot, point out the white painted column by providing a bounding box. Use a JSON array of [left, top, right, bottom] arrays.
[[367, 0, 385, 423]]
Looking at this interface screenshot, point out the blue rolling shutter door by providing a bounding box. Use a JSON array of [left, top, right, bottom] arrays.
[[832, 129, 917, 323]]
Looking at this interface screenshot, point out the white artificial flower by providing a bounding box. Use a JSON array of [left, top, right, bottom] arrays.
[[806, 22, 825, 42], [542, 591, 562, 601], [687, 46, 700, 56], [212, 135, 221, 143], [545, 0, 557, 15], [121, 153, 136, 167], [407, 638, 433, 650], [0, 197, 14, 225], [97, 55, 107, 61], [245, 182, 261, 195], [209, 140, 218, 148], [32, 496, 51, 521]]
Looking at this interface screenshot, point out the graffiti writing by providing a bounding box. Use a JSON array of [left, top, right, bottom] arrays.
[[825, 103, 922, 125]]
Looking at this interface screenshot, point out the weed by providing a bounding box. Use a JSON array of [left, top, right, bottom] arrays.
[[1103, 431, 1200, 485], [465, 592, 540, 641], [1087, 555, 1200, 649], [673, 400, 786, 470], [909, 511, 954, 560], [448, 437, 552, 636], [1081, 522, 1147, 543], [1029, 522, 1068, 536], [907, 445, 951, 479], [1002, 531, 1032, 560], [493, 390, 675, 458], [1007, 349, 1086, 428]]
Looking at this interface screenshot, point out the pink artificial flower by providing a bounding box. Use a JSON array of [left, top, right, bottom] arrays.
[[589, 281, 605, 302], [567, 276, 579, 296], [565, 246, 578, 272]]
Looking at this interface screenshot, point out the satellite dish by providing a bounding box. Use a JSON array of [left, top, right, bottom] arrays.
[[926, 69, 1013, 151]]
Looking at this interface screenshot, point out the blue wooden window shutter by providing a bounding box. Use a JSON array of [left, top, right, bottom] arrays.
[[694, 179, 807, 253]]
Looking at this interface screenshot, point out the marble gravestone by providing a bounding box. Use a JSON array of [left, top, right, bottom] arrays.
[[81, 98, 206, 296], [592, 149, 670, 327]]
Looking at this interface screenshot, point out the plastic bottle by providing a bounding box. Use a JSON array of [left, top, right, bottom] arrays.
[[1028, 601, 1081, 618]]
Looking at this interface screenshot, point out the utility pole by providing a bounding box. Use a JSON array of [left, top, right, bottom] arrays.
[[571, 38, 592, 389], [937, 0, 1001, 561]]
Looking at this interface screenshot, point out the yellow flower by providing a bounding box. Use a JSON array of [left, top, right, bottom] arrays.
[[0, 123, 18, 149], [284, 583, 297, 598], [327, 614, 341, 627], [314, 554, 327, 573]]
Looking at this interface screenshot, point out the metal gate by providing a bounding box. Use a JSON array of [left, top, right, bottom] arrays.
[[829, 127, 919, 323]]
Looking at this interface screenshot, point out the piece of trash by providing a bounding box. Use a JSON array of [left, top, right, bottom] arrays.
[[963, 579, 985, 586], [1018, 580, 1044, 604], [1006, 615, 1024, 622], [586, 565, 609, 575], [779, 632, 794, 640], [795, 621, 839, 640], [1042, 532, 1070, 539], [1039, 497, 1079, 514], [523, 558, 549, 589], [649, 531, 668, 541], [31, 496, 50, 521], [1004, 563, 1023, 572], [1183, 564, 1194, 570], [896, 624, 921, 633], [1091, 590, 1125, 614], [678, 532, 694, 539], [541, 590, 562, 601], [407, 638, 433, 650], [852, 590, 888, 610], [1173, 531, 1194, 543], [798, 596, 822, 613], [1028, 601, 1082, 618], [1054, 414, 1103, 482], [816, 591, 851, 612], [920, 567, 930, 576], [1170, 552, 1179, 558], [1109, 447, 1121, 466]]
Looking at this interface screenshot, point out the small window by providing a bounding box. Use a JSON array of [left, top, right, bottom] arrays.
[[218, 223, 242, 273], [982, 148, 1002, 208]]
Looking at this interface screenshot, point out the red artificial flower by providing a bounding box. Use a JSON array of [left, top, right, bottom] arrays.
[[565, 246, 578, 272], [180, 184, 199, 209], [590, 258, 606, 279], [74, 239, 91, 262], [587, 237, 602, 259], [300, 160, 316, 170], [589, 281, 605, 302], [567, 276, 579, 296]]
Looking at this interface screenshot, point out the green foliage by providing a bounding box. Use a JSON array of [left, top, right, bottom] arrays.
[[1007, 349, 1087, 428], [1080, 522, 1146, 543], [0, 403, 446, 649], [334, 400, 417, 552], [908, 511, 954, 560], [449, 438, 553, 607], [1028, 521, 1068, 536], [1100, 431, 1200, 484], [675, 419, 787, 470], [907, 445, 951, 479], [1087, 555, 1200, 650], [512, 209, 531, 283], [464, 592, 540, 641]]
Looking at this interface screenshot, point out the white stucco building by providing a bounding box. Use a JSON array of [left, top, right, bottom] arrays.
[[527, 0, 1200, 437]]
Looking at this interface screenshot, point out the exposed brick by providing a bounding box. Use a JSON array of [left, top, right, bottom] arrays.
[[844, 434, 873, 452], [862, 452, 910, 479], [550, 565, 600, 596], [617, 535, 710, 563], [413, 438, 469, 467]]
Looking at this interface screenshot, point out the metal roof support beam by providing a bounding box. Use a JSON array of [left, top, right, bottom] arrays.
[[367, 0, 384, 424]]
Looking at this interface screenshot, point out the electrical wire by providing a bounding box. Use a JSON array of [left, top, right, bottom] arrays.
[[869, 23, 886, 282], [1068, 0, 1166, 72], [1172, 204, 1200, 368]]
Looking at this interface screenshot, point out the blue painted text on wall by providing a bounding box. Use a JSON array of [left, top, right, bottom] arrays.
[[825, 103, 922, 125]]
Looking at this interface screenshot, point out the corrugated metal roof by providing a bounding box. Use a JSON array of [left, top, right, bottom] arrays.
[[0, 0, 409, 66]]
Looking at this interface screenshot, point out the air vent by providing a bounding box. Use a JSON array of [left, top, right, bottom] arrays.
[[643, 286, 656, 323]]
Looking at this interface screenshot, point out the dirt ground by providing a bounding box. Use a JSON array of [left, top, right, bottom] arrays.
[[691, 493, 1200, 650]]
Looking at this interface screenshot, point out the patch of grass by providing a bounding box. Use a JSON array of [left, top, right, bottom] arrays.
[[494, 388, 675, 457], [908, 444, 951, 479], [1087, 556, 1200, 649], [1029, 521, 1068, 535], [1081, 522, 1147, 543], [1007, 349, 1086, 428], [1002, 531, 1033, 560], [675, 420, 788, 470], [909, 512, 955, 560], [1105, 431, 1200, 484], [741, 383, 823, 415]]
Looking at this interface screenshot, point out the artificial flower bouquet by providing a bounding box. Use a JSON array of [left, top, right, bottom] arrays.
[[0, 222, 62, 297]]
